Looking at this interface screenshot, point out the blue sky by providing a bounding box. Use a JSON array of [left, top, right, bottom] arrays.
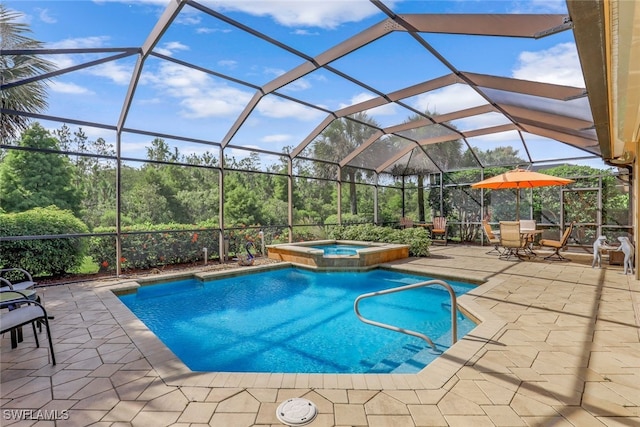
[[6, 0, 606, 169]]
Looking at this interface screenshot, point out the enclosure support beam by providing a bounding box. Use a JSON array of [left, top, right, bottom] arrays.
[[401, 177, 406, 218], [337, 166, 342, 225], [115, 133, 122, 277], [374, 173, 379, 225], [288, 158, 293, 243], [219, 147, 226, 261]]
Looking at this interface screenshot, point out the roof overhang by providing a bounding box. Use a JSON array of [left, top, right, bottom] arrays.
[[568, 0, 640, 166]]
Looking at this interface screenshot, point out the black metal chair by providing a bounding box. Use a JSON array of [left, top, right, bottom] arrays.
[[1, 290, 56, 365]]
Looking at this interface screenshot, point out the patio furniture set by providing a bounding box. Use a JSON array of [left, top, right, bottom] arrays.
[[482, 220, 574, 262]]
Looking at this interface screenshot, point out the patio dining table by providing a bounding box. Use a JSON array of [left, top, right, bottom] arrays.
[[520, 229, 543, 256]]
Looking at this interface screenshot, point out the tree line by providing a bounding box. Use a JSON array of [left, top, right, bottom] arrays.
[[2, 120, 626, 237]]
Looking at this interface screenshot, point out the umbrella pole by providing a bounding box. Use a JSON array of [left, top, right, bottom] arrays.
[[516, 189, 520, 221]]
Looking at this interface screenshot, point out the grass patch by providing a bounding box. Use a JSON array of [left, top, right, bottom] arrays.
[[71, 256, 100, 274]]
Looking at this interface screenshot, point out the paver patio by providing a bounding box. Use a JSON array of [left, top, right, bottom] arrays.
[[1, 245, 639, 426]]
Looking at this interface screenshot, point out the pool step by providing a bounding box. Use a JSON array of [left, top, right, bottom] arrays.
[[364, 330, 458, 374], [361, 303, 471, 374], [365, 342, 429, 373]]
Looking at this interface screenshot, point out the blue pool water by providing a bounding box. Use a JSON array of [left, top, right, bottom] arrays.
[[309, 244, 368, 256], [119, 267, 477, 373]]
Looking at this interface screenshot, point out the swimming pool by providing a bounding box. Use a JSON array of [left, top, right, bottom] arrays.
[[118, 267, 477, 373]]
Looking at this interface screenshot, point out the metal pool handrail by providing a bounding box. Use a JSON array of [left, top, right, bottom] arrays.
[[353, 279, 458, 354]]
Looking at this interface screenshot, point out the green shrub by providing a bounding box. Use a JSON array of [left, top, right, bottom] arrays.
[[90, 223, 220, 271], [399, 227, 431, 257], [0, 206, 89, 276], [327, 224, 431, 257]]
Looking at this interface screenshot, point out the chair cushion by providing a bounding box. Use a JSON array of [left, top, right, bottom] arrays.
[[1, 305, 44, 332], [539, 239, 562, 248], [9, 281, 35, 291]]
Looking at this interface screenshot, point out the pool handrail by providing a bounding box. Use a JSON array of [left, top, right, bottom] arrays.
[[353, 279, 458, 353]]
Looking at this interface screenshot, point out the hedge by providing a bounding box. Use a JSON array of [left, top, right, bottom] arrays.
[[89, 223, 268, 271], [0, 206, 89, 277], [327, 224, 431, 257], [90, 224, 220, 271]]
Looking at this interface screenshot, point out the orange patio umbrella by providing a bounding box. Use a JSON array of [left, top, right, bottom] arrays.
[[471, 168, 575, 220]]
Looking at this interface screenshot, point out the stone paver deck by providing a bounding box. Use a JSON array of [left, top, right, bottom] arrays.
[[1, 245, 639, 426]]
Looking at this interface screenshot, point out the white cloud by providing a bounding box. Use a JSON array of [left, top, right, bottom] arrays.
[[47, 54, 76, 70], [38, 35, 133, 88], [283, 78, 311, 91], [143, 62, 253, 118], [413, 84, 488, 116], [202, 0, 393, 29], [165, 41, 190, 51], [88, 61, 133, 85], [218, 59, 238, 69], [196, 27, 232, 34], [338, 92, 397, 116], [76, 126, 116, 142], [338, 92, 372, 109], [48, 36, 110, 50], [154, 41, 190, 57], [228, 146, 261, 158], [451, 112, 512, 133], [121, 140, 152, 157], [46, 36, 111, 69], [175, 13, 201, 26], [98, 0, 385, 29], [264, 67, 286, 78], [180, 90, 250, 118], [512, 42, 585, 87], [137, 97, 163, 105], [293, 29, 319, 36], [261, 134, 292, 143], [256, 96, 324, 121], [262, 67, 312, 92], [49, 81, 94, 95], [37, 8, 57, 24]]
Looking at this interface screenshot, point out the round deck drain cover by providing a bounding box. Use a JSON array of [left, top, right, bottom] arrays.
[[276, 398, 317, 426]]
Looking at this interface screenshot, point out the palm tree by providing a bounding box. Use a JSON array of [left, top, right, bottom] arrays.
[[314, 112, 380, 215], [401, 112, 463, 220], [1, 5, 55, 142]]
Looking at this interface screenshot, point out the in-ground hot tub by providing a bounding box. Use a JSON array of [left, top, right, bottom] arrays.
[[266, 240, 409, 269]]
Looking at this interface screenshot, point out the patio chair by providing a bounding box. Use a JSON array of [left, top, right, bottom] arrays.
[[519, 219, 536, 232], [0, 268, 36, 292], [431, 217, 448, 245], [499, 221, 527, 260], [539, 222, 575, 261], [519, 219, 537, 254], [482, 220, 502, 255], [1, 290, 56, 365]]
